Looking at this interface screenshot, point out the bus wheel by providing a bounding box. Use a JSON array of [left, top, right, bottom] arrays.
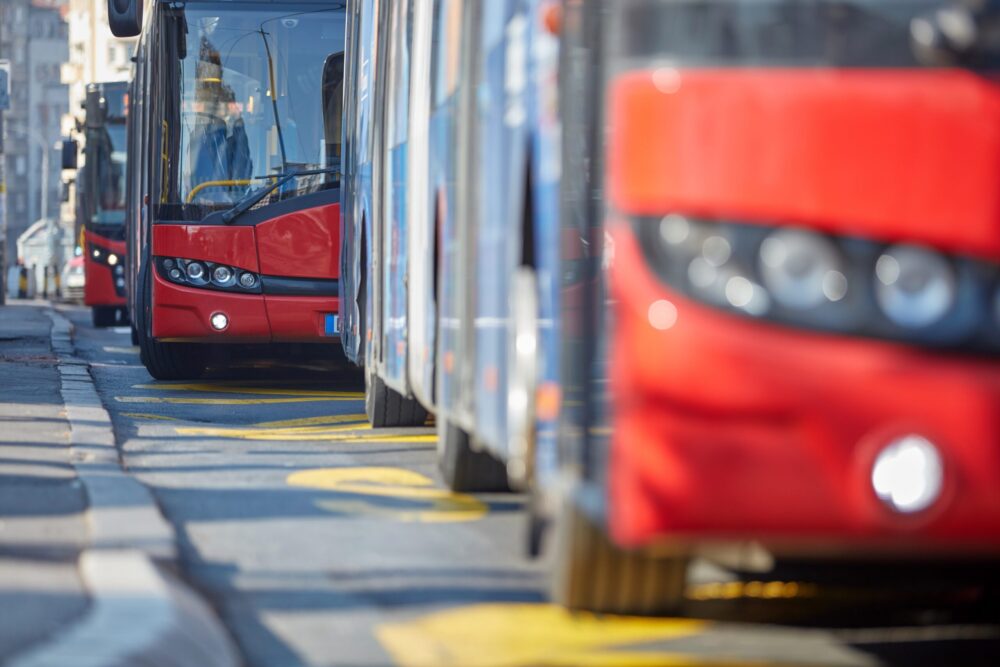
[[138, 333, 206, 381], [365, 368, 427, 428], [136, 265, 205, 380], [92, 306, 118, 328], [438, 419, 510, 493], [549, 498, 688, 615]]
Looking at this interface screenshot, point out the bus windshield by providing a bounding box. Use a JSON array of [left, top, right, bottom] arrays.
[[90, 123, 127, 227], [161, 2, 346, 219]]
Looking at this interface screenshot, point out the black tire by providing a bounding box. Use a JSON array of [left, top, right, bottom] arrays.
[[439, 419, 510, 492], [135, 261, 206, 381], [549, 498, 688, 615], [92, 306, 117, 328], [365, 369, 428, 427]]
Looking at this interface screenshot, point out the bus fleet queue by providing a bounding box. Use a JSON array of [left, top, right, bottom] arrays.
[[104, 0, 1000, 616]]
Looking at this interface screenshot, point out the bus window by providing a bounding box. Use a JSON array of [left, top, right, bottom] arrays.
[[159, 3, 347, 217], [323, 52, 345, 165]]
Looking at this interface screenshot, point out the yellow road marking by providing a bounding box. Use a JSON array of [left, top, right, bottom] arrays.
[[255, 413, 368, 428], [288, 467, 483, 523], [121, 412, 183, 422], [116, 396, 358, 405], [375, 604, 756, 667], [686, 581, 815, 601], [133, 383, 363, 399]]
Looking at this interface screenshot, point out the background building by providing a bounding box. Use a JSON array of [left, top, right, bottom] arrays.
[[0, 0, 69, 268]]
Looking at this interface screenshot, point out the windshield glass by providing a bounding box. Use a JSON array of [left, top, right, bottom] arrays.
[[160, 2, 346, 219], [83, 122, 127, 228]]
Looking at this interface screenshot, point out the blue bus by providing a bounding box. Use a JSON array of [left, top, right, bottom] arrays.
[[434, 0, 563, 496], [340, 0, 563, 494], [340, 0, 461, 428]]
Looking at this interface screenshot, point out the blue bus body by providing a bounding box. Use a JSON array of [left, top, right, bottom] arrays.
[[340, 0, 380, 366], [340, 0, 561, 492], [433, 0, 562, 487]]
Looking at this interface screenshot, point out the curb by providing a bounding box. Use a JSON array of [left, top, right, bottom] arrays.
[[6, 308, 240, 667], [10, 551, 239, 667]]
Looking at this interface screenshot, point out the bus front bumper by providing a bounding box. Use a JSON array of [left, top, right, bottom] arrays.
[[152, 272, 340, 343], [608, 229, 1000, 557]]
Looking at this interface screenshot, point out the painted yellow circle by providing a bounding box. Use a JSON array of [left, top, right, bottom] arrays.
[[287, 467, 487, 523]]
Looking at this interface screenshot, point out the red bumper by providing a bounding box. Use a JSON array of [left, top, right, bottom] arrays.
[[84, 233, 126, 307], [609, 229, 1000, 555], [151, 221, 339, 343]]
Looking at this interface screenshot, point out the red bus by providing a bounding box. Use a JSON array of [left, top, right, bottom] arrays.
[[109, 0, 346, 379], [78, 82, 129, 327], [550, 0, 1000, 614]]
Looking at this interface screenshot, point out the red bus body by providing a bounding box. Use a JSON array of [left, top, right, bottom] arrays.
[[606, 68, 1000, 555], [150, 208, 340, 343], [83, 229, 127, 309]]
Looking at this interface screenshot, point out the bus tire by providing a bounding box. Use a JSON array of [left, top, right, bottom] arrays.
[[438, 419, 510, 492], [365, 369, 427, 427], [138, 332, 206, 381], [92, 306, 117, 328], [136, 262, 206, 381], [549, 499, 688, 615]]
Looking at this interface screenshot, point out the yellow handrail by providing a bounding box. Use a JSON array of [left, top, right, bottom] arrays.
[[186, 179, 253, 203]]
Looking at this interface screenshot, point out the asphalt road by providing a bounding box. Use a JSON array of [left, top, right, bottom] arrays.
[[61, 304, 1000, 667]]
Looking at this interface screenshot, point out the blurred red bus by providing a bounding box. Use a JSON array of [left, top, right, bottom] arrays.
[[78, 82, 129, 327], [550, 0, 1000, 614]]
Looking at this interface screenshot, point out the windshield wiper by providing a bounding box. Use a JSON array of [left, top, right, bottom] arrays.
[[220, 167, 340, 224]]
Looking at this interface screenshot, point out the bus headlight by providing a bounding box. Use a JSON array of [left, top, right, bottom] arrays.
[[186, 261, 206, 281], [156, 257, 261, 294], [760, 229, 847, 309], [212, 265, 234, 286], [871, 435, 943, 514], [239, 272, 258, 289], [875, 245, 956, 329], [107, 253, 119, 266], [635, 216, 998, 352]]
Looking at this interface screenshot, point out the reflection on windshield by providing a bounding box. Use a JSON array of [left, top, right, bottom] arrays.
[[163, 3, 346, 216]]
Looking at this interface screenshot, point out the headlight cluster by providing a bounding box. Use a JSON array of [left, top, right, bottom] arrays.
[[636, 215, 999, 352], [155, 257, 261, 294], [88, 243, 127, 295]]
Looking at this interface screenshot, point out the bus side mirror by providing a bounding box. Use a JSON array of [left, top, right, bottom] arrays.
[[107, 0, 143, 38], [61, 140, 78, 170]]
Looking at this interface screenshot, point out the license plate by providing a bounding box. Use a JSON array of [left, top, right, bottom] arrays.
[[324, 314, 339, 336]]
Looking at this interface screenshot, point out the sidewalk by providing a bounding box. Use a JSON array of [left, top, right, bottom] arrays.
[[0, 301, 90, 660]]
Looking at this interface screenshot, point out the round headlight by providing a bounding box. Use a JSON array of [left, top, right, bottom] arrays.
[[212, 266, 234, 285], [759, 229, 846, 309], [871, 435, 943, 514], [107, 253, 119, 266], [163, 258, 176, 270], [875, 245, 955, 328], [169, 268, 183, 281], [186, 262, 206, 281], [239, 272, 257, 289]]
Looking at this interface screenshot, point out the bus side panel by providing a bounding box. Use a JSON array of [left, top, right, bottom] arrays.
[[471, 0, 523, 458], [406, 0, 437, 410], [432, 93, 461, 421], [383, 140, 409, 386], [526, 0, 563, 487], [339, 0, 376, 365]]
